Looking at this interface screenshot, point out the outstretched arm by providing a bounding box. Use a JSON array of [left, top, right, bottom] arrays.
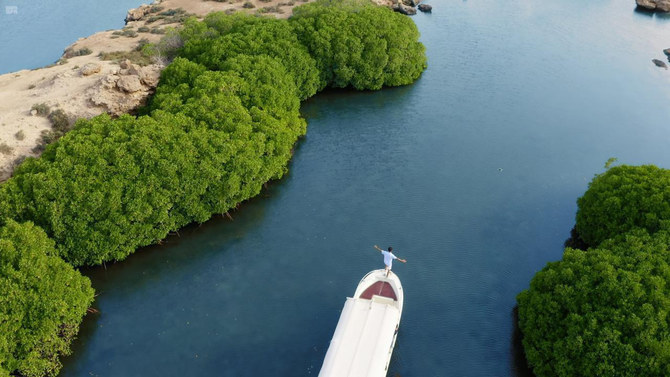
[[398, 258, 407, 263], [374, 245, 383, 253]]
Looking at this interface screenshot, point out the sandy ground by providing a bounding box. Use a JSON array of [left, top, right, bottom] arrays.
[[0, 0, 330, 181]]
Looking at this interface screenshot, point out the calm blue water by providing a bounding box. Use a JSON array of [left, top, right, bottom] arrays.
[[4, 0, 670, 375], [0, 0, 144, 74]]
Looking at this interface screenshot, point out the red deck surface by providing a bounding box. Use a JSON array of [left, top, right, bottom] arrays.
[[359, 281, 397, 301]]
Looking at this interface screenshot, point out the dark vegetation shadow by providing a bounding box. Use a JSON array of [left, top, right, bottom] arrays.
[[563, 225, 588, 250], [301, 84, 414, 109], [511, 305, 536, 377], [633, 5, 670, 19], [634, 5, 655, 17], [300, 84, 416, 124]]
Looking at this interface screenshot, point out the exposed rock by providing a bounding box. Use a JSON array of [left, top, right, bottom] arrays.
[[116, 62, 160, 88], [393, 3, 417, 15], [30, 109, 37, 116], [80, 63, 102, 76], [87, 64, 162, 115], [636, 0, 670, 12], [101, 74, 120, 89], [140, 67, 161, 87], [418, 3, 432, 12], [125, 4, 151, 23], [116, 75, 143, 93], [127, 64, 143, 77], [89, 89, 147, 116], [652, 59, 668, 69], [90, 79, 148, 116], [664, 48, 670, 58], [119, 59, 132, 70], [402, 0, 416, 7]]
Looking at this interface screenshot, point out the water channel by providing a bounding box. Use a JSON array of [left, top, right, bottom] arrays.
[[4, 0, 670, 375]]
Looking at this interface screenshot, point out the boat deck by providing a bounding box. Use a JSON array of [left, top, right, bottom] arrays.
[[359, 281, 397, 301], [319, 298, 400, 377]]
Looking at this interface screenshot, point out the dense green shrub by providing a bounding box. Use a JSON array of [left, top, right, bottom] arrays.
[[153, 55, 302, 119], [179, 13, 321, 100], [150, 56, 306, 212], [0, 220, 94, 377], [576, 165, 670, 247], [0, 2, 425, 268], [0, 112, 245, 265], [1, 56, 306, 265], [290, 0, 427, 90], [150, 56, 305, 165], [517, 230, 670, 377]]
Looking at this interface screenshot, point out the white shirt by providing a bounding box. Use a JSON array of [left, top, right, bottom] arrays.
[[382, 250, 397, 267]]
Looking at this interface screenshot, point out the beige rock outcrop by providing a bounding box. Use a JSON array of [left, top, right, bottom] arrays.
[[116, 75, 143, 93], [393, 2, 416, 15], [140, 69, 161, 87], [80, 63, 102, 76], [87, 63, 162, 115], [636, 0, 670, 12], [119, 59, 133, 70], [126, 4, 151, 22]]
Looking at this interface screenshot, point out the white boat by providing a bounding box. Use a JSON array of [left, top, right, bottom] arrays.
[[318, 269, 404, 377]]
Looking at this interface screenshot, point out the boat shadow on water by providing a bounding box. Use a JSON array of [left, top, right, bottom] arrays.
[[387, 325, 405, 377]]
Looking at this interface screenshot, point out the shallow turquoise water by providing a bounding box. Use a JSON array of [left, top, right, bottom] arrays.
[[5, 0, 670, 375]]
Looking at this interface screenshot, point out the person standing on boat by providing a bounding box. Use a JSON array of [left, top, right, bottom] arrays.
[[374, 245, 407, 276]]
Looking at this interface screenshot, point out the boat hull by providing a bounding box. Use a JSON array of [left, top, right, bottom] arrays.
[[318, 270, 404, 377]]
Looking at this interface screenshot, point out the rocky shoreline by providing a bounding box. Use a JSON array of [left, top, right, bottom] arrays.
[[0, 0, 306, 181]]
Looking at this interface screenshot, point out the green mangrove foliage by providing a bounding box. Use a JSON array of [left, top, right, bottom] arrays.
[[0, 1, 425, 267], [0, 112, 245, 265], [0, 2, 426, 375], [178, 13, 321, 100], [290, 0, 427, 90], [518, 230, 670, 377], [0, 220, 94, 377], [518, 163, 670, 376], [576, 165, 670, 247]]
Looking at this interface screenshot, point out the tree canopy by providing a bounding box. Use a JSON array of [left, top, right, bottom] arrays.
[[576, 165, 670, 247], [0, 220, 94, 377], [517, 230, 670, 377], [179, 13, 321, 100], [0, 113, 236, 265], [290, 0, 427, 90], [0, 2, 426, 267], [0, 3, 427, 374]]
